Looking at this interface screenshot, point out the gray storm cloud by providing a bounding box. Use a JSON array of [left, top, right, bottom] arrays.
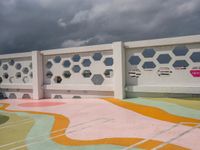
[[0, 0, 200, 54]]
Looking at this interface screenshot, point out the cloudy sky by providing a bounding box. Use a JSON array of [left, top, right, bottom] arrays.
[[0, 0, 200, 54]]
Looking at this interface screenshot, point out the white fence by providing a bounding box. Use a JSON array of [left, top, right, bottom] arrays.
[[0, 35, 200, 100]]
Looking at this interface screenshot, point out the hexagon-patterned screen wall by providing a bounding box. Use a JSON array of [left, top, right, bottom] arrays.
[[0, 57, 33, 99], [126, 44, 200, 87], [0, 58, 32, 84], [43, 50, 114, 98]]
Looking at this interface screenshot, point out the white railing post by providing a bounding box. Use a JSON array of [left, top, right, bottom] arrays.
[[32, 51, 43, 100], [112, 41, 126, 99]]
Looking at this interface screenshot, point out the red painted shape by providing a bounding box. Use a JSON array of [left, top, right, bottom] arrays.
[[190, 69, 200, 77], [18, 101, 65, 107]]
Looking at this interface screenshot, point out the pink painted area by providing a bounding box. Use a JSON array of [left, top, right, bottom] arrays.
[[1, 99, 200, 150], [18, 101, 65, 107], [190, 70, 200, 77]]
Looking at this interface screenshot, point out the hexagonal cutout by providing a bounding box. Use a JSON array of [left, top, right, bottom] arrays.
[[104, 57, 113, 66], [91, 74, 104, 85], [8, 60, 15, 66], [173, 60, 189, 69], [15, 72, 22, 78], [46, 71, 53, 78], [22, 67, 29, 74], [46, 61, 53, 69], [92, 52, 102, 61], [173, 46, 189, 56], [23, 76, 29, 83], [82, 70, 92, 78], [129, 56, 141, 65], [190, 52, 200, 63], [3, 64, 8, 70], [104, 69, 113, 78], [82, 59, 91, 67], [54, 95, 63, 99], [9, 93, 17, 99], [142, 61, 156, 69], [54, 76, 62, 84], [157, 54, 172, 64], [3, 73, 9, 79], [22, 94, 31, 99], [72, 54, 81, 62], [72, 65, 81, 73], [0, 77, 2, 83], [142, 48, 156, 58], [63, 71, 71, 78], [62, 60, 71, 68], [15, 63, 22, 70], [53, 56, 62, 63]]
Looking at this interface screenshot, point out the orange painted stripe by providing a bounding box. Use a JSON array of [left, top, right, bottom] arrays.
[[103, 98, 200, 127], [0, 102, 187, 149]]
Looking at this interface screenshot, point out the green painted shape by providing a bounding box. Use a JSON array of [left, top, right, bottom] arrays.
[[0, 114, 9, 125], [0, 110, 33, 150], [150, 98, 200, 110], [25, 113, 130, 150], [124, 98, 200, 119]]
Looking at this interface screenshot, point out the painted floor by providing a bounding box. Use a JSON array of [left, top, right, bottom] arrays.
[[0, 97, 200, 150]]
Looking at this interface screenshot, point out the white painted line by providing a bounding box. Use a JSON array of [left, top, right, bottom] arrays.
[[0, 120, 34, 130], [8, 117, 114, 150], [121, 123, 181, 150], [1, 117, 114, 149], [152, 123, 200, 150], [122, 122, 200, 150]]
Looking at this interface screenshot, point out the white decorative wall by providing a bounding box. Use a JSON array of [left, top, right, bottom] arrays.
[[0, 35, 200, 100]]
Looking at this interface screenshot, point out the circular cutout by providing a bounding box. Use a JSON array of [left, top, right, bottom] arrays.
[[22, 67, 29, 74], [9, 76, 14, 83], [0, 77, 2, 83], [15, 63, 22, 70], [3, 73, 9, 79], [15, 72, 21, 78], [23, 76, 29, 83]]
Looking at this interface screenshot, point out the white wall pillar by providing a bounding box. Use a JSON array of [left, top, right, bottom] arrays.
[[112, 42, 126, 99], [32, 51, 43, 100]]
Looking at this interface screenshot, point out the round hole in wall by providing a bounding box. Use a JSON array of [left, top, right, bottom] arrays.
[[0, 77, 2, 83], [9, 76, 14, 83], [22, 67, 29, 74], [3, 73, 9, 79], [23, 76, 29, 83], [15, 72, 22, 78], [104, 69, 113, 78]]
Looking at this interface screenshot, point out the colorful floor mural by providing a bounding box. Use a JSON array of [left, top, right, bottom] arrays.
[[0, 97, 200, 150]]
